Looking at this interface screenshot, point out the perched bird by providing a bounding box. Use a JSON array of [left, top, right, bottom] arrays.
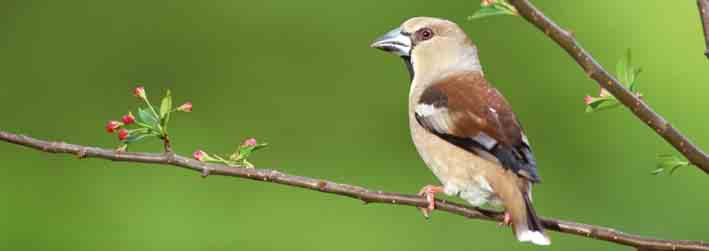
[[370, 17, 550, 246]]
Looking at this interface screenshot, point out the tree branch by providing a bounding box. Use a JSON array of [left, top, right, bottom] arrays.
[[1, 130, 707, 250], [698, 0, 709, 58], [506, 0, 709, 174]]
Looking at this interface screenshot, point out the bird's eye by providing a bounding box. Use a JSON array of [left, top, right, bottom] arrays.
[[416, 28, 434, 41]]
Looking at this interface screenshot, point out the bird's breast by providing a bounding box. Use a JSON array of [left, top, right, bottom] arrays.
[[408, 111, 502, 207]]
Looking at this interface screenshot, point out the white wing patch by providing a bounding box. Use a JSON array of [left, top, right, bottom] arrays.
[[417, 104, 498, 150], [415, 104, 452, 133], [415, 104, 437, 117], [473, 132, 497, 150]]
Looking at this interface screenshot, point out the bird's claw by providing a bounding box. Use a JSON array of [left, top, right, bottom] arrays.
[[417, 185, 444, 219]]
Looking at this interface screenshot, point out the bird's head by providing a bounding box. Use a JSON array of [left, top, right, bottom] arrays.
[[371, 17, 482, 82]]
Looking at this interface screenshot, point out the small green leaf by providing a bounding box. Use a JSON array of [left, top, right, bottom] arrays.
[[669, 165, 683, 175], [159, 90, 172, 131], [122, 132, 150, 144], [229, 142, 268, 163], [616, 54, 627, 85], [585, 97, 620, 113], [241, 143, 267, 155], [629, 67, 643, 93], [239, 150, 252, 159], [617, 49, 643, 93], [138, 107, 159, 128], [624, 49, 632, 84], [587, 48, 642, 114], [655, 154, 690, 175], [469, 7, 509, 19], [159, 90, 172, 119], [469, 1, 518, 20], [651, 168, 665, 175], [657, 154, 680, 169]]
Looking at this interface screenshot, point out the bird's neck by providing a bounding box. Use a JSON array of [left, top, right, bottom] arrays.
[[409, 47, 482, 94], [408, 47, 483, 102]]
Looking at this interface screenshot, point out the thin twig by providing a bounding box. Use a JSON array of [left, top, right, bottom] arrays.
[[507, 0, 709, 174], [0, 130, 706, 250], [162, 135, 172, 153], [698, 0, 709, 58]]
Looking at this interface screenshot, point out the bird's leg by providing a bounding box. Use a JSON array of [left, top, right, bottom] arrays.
[[417, 185, 444, 219], [497, 211, 512, 227]]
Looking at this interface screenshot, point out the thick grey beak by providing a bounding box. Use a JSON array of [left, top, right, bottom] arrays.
[[370, 27, 411, 57]]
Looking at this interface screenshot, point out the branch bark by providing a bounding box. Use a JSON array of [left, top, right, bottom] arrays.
[[1, 130, 707, 250], [505, 0, 709, 174], [698, 0, 709, 58]]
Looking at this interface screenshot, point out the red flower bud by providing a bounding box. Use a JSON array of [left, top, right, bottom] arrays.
[[176, 102, 193, 112], [118, 129, 129, 141], [583, 95, 593, 105], [122, 113, 135, 125], [106, 121, 122, 133], [133, 86, 146, 99], [193, 150, 206, 161], [242, 138, 257, 147]]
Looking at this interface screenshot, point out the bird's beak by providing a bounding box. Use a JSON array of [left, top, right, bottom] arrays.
[[370, 27, 411, 57]]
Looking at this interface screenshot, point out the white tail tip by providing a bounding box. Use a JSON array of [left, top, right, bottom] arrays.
[[517, 230, 551, 246]]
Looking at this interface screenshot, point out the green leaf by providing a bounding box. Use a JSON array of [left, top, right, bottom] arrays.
[[122, 132, 150, 144], [159, 90, 172, 131], [616, 53, 627, 85], [586, 50, 638, 114], [244, 142, 268, 153], [585, 97, 620, 113], [669, 165, 684, 175], [229, 142, 268, 163], [137, 107, 159, 128], [617, 49, 643, 93], [629, 82, 638, 93], [650, 168, 665, 175], [469, 1, 518, 20], [629, 67, 643, 93], [624, 49, 632, 84], [159, 90, 172, 119], [469, 7, 509, 19], [655, 154, 690, 175]]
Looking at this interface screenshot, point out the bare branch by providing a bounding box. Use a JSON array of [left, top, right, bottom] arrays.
[[698, 0, 709, 58], [506, 0, 709, 174], [1, 129, 706, 250]]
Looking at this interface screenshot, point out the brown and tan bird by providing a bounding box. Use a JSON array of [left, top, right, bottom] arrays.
[[371, 17, 550, 246]]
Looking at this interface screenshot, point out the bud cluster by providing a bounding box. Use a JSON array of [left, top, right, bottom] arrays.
[[105, 85, 192, 150]]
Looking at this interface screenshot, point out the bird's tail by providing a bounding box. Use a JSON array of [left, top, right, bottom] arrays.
[[512, 193, 551, 246]]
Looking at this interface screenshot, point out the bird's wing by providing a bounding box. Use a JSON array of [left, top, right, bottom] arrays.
[[414, 73, 540, 182]]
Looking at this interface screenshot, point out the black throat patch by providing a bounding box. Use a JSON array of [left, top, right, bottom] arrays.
[[401, 56, 414, 81]]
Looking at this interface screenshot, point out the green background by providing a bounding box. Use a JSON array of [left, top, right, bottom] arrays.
[[1, 1, 708, 250]]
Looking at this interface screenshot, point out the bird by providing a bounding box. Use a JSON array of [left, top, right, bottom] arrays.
[[370, 17, 550, 246]]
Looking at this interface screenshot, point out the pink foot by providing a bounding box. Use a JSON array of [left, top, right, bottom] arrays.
[[498, 211, 512, 227], [417, 185, 444, 219]]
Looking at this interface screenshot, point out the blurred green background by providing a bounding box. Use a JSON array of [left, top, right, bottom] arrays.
[[1, 1, 708, 250]]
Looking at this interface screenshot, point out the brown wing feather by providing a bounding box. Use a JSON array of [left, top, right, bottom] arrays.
[[415, 72, 540, 182], [439, 74, 521, 145]]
